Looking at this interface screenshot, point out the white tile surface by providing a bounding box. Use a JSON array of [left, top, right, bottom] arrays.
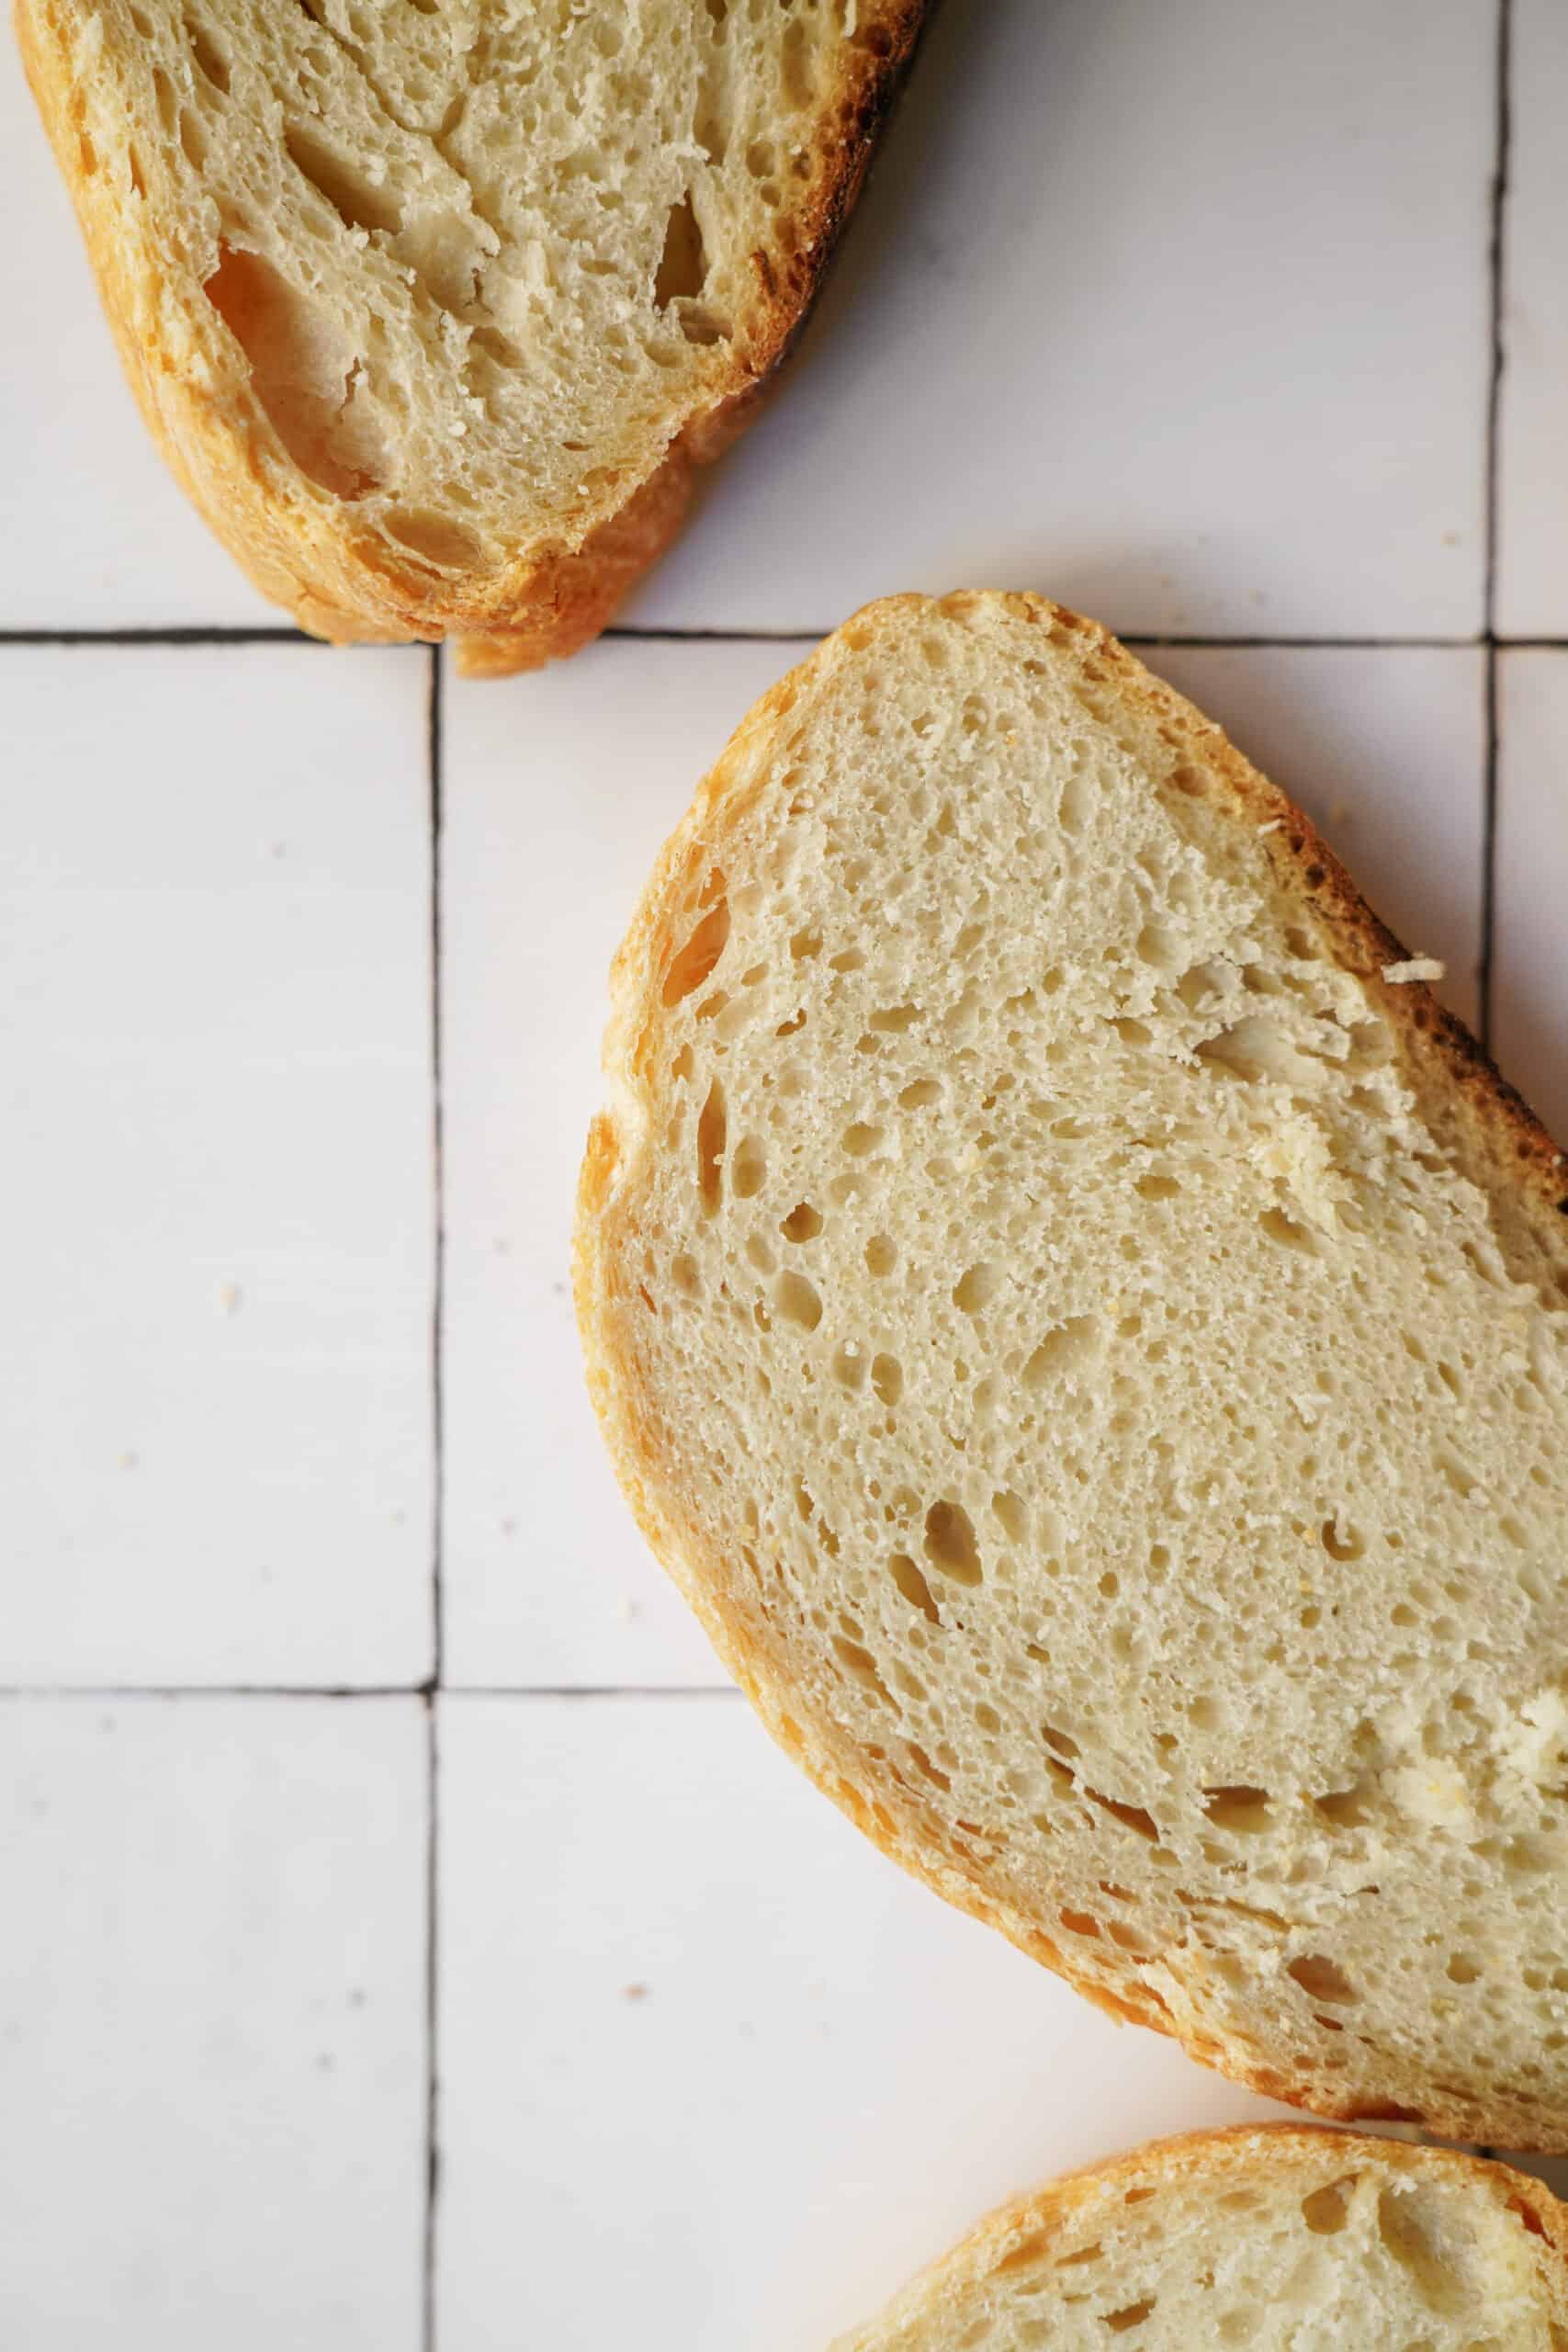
[[0, 38, 278, 631], [1497, 0, 1568, 635], [441, 637, 804, 1690], [0, 1695, 426, 2350], [0, 647, 434, 1684], [1142, 646, 1487, 1032], [627, 0, 1494, 641], [435, 1695, 1294, 2352], [1495, 652, 1568, 1143]]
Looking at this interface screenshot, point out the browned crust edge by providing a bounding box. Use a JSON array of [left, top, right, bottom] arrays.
[[574, 591, 1568, 2151], [829, 2123, 1568, 2347], [15, 0, 929, 673]]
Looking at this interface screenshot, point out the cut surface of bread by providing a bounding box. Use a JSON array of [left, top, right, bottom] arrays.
[[576, 593, 1568, 2148], [830, 2126, 1568, 2350], [17, 0, 923, 672]]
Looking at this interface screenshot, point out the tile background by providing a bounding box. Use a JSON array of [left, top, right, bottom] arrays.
[[4, 2, 1566, 2345]]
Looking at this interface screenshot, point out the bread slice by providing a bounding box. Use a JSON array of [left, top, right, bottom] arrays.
[[830, 2125, 1568, 2349], [17, 1, 923, 673], [576, 592, 1568, 2149]]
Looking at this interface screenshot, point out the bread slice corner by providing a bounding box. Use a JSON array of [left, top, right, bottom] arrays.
[[17, 0, 926, 671], [830, 2126, 1568, 2349]]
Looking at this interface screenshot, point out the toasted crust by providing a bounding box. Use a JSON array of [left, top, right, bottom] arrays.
[[575, 594, 1568, 2147], [16, 1, 928, 673], [829, 2124, 1568, 2347]]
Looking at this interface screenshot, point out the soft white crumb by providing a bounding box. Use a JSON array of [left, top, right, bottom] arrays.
[[1382, 956, 1445, 985]]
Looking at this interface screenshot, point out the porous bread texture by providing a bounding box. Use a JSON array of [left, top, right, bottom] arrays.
[[576, 593, 1568, 2149], [17, 0, 923, 671], [830, 2126, 1568, 2351]]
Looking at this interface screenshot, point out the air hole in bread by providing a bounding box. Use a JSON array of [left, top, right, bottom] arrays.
[[1300, 2177, 1357, 2235], [1321, 1516, 1365, 1562], [1104, 2297, 1156, 2333], [871, 1353, 902, 1407], [898, 1078, 942, 1110], [924, 1499, 981, 1587], [890, 1553, 939, 1623], [780, 16, 814, 107], [203, 244, 390, 499], [382, 507, 483, 571], [1023, 1315, 1101, 1386], [1204, 1786, 1273, 1835], [731, 1135, 767, 1199], [1259, 1206, 1318, 1254], [1136, 1171, 1181, 1202], [696, 1080, 726, 1215], [781, 1202, 821, 1242], [843, 1122, 883, 1158], [662, 898, 730, 1004], [285, 124, 402, 235], [832, 1341, 865, 1391], [953, 1262, 998, 1317], [1287, 1953, 1356, 2006], [185, 16, 231, 92], [774, 1271, 821, 1331], [654, 192, 708, 307], [864, 1235, 897, 1277]]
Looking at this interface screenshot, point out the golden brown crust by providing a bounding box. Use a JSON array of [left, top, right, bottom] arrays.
[[830, 2124, 1568, 2346], [17, 0, 929, 673], [575, 593, 1568, 2150]]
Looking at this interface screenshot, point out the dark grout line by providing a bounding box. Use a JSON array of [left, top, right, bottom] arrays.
[[0, 1682, 745, 1702], [0, 1685, 431, 1701], [1479, 0, 1515, 1054], [439, 1684, 747, 1701], [0, 626, 327, 647], [6, 624, 1568, 653], [427, 646, 446, 1690], [422, 646, 446, 2352], [422, 1695, 441, 2352]]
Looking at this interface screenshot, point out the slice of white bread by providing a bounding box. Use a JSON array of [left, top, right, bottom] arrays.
[[576, 593, 1568, 2148], [17, 2, 923, 673], [830, 2126, 1568, 2350]]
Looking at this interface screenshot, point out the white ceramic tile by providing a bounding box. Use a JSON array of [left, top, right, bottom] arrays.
[[627, 0, 1494, 640], [1494, 652, 1568, 1144], [0, 1694, 426, 2349], [1497, 0, 1568, 636], [436, 1695, 1295, 2352], [0, 647, 434, 1684], [441, 637, 804, 1690], [1141, 646, 1487, 1033], [0, 39, 278, 630]]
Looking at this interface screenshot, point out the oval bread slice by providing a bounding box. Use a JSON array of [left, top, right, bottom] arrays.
[[830, 2126, 1568, 2350], [576, 592, 1568, 2148], [17, 0, 924, 673]]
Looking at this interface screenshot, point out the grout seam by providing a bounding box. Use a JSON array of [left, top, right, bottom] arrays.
[[422, 1694, 441, 2352], [1478, 0, 1514, 1052], [6, 625, 1568, 652], [427, 645, 446, 1691], [422, 643, 446, 2352]]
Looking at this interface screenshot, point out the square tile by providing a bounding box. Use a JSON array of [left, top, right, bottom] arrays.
[[627, 0, 1495, 640], [1494, 651, 1568, 1144], [0, 647, 434, 1684], [0, 36, 278, 630], [1140, 646, 1487, 1032], [435, 1695, 1293, 2352], [0, 1694, 426, 2350], [1496, 0, 1568, 636], [441, 637, 805, 1689]]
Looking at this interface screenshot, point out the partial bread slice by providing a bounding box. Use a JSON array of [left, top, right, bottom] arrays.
[[17, 2, 923, 673], [576, 593, 1568, 2148], [830, 2126, 1568, 2349]]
